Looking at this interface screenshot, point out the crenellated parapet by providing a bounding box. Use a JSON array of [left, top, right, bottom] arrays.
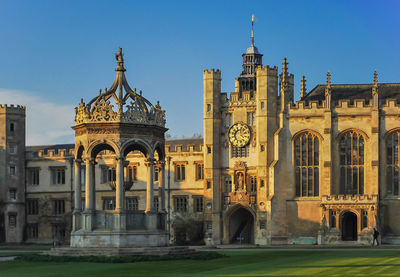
[[203, 68, 221, 79], [165, 143, 203, 153], [26, 147, 75, 160], [0, 104, 26, 115], [257, 65, 278, 76]]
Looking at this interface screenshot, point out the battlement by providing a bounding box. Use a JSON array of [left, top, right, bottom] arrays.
[[290, 100, 325, 110], [165, 140, 203, 153], [335, 99, 372, 109], [256, 65, 278, 75], [37, 148, 74, 159], [0, 104, 26, 114], [203, 69, 221, 78], [382, 98, 400, 108]]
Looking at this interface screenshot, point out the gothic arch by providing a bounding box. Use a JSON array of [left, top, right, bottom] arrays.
[[121, 139, 152, 159], [87, 140, 119, 159], [292, 129, 323, 142], [75, 143, 85, 160], [336, 128, 369, 142], [384, 127, 400, 140], [225, 203, 256, 221], [153, 141, 165, 161]]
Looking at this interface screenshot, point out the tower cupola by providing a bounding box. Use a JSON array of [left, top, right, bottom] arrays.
[[237, 15, 263, 95], [241, 14, 263, 77]]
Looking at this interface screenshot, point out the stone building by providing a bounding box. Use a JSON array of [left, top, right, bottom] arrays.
[[1, 24, 400, 246]]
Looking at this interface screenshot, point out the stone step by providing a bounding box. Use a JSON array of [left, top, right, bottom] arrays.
[[48, 246, 195, 256]]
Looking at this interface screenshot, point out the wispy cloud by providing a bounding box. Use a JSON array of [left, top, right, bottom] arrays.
[[0, 89, 75, 145]]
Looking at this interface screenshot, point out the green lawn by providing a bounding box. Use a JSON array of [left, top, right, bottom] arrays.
[[1, 250, 400, 276]]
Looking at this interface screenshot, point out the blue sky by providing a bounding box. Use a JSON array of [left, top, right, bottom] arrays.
[[0, 0, 399, 145]]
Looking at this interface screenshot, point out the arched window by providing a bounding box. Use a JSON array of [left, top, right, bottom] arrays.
[[386, 131, 399, 196], [339, 131, 364, 195], [294, 132, 319, 197]]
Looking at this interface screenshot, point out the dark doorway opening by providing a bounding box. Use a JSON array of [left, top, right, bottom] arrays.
[[229, 207, 254, 244], [342, 211, 357, 241]]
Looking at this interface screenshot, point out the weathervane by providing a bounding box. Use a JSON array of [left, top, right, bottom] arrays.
[[251, 14, 257, 46]]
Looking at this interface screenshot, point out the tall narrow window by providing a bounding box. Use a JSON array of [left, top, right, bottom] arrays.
[[387, 131, 399, 196], [247, 112, 255, 126], [27, 168, 40, 186], [51, 168, 66, 185], [175, 164, 185, 181], [250, 176, 257, 193], [294, 132, 319, 197], [224, 176, 232, 193], [196, 163, 204, 180], [339, 131, 365, 195]]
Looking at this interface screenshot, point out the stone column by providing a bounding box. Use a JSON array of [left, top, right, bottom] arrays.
[[160, 161, 166, 211], [145, 157, 157, 230], [146, 158, 155, 212], [83, 158, 95, 231], [115, 156, 126, 230], [72, 159, 82, 231]]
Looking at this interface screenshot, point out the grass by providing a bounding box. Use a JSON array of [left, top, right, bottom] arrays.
[[1, 250, 400, 276]]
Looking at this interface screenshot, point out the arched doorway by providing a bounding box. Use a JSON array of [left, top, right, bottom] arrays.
[[229, 207, 254, 244], [342, 211, 357, 241]]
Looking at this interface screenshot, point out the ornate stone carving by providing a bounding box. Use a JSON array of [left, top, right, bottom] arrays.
[[74, 49, 166, 128]]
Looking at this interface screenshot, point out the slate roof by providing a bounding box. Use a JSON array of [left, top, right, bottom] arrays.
[[302, 83, 400, 104]]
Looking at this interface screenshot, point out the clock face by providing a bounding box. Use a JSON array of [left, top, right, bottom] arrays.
[[228, 123, 251, 147]]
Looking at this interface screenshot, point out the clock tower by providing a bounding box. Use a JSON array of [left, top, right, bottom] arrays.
[[203, 15, 280, 246]]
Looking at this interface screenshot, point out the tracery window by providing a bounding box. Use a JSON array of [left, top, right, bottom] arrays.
[[386, 131, 399, 196], [294, 132, 319, 197], [339, 131, 364, 195]]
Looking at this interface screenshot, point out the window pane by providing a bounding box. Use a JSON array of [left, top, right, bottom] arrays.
[[308, 168, 313, 196], [394, 167, 399, 196], [359, 137, 364, 165], [340, 137, 346, 165], [314, 168, 319, 196], [353, 167, 358, 195], [387, 166, 393, 194], [301, 135, 306, 165], [359, 167, 364, 195], [295, 168, 300, 197], [395, 133, 399, 165], [301, 168, 307, 196], [387, 135, 393, 165], [295, 139, 300, 166], [308, 135, 313, 166], [346, 135, 351, 165], [314, 138, 319, 166], [340, 167, 345, 194], [346, 167, 352, 194]]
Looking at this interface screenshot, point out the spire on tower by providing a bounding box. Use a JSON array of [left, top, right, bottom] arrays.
[[251, 14, 257, 46], [300, 75, 306, 99]]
